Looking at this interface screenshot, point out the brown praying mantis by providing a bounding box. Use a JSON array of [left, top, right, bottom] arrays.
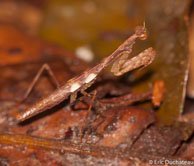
[[16, 25, 156, 122]]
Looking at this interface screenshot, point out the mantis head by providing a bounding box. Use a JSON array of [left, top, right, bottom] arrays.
[[134, 23, 147, 40]]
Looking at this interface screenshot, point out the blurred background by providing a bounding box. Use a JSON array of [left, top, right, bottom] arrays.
[[0, 0, 141, 61]]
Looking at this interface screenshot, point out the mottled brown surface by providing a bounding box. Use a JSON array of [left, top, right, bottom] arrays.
[[131, 126, 183, 156], [178, 137, 194, 161], [94, 107, 155, 147]]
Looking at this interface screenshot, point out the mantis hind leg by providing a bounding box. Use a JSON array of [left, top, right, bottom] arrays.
[[18, 63, 60, 104]]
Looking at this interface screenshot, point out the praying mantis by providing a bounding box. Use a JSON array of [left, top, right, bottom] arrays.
[[16, 25, 156, 122]]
